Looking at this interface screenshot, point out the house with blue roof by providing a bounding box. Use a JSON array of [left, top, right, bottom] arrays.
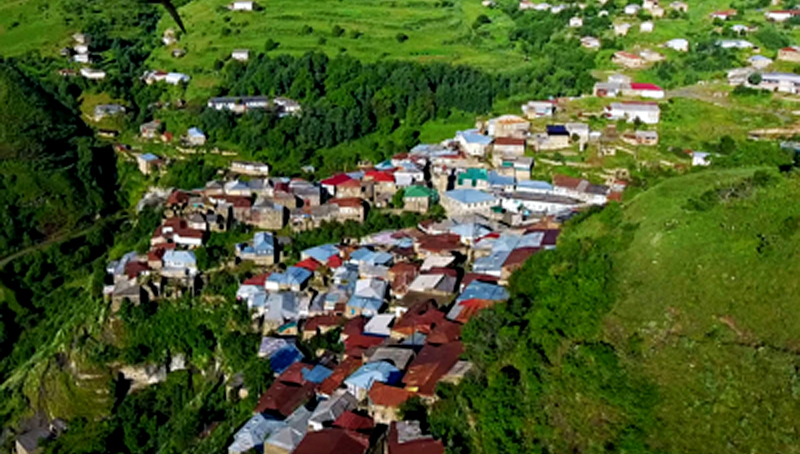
[[472, 251, 511, 277], [447, 281, 510, 321], [456, 129, 493, 157], [236, 231, 277, 265], [487, 171, 516, 191], [344, 361, 402, 400], [301, 244, 340, 264], [161, 250, 198, 278], [228, 414, 283, 454], [260, 292, 301, 328], [517, 180, 554, 193], [136, 152, 162, 175], [302, 364, 334, 384], [346, 295, 384, 318], [269, 344, 305, 375], [441, 189, 498, 216], [266, 266, 312, 292], [186, 127, 206, 146]]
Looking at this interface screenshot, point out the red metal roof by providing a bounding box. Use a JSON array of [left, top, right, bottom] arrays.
[[329, 197, 364, 208], [293, 428, 370, 454], [303, 314, 345, 332], [392, 300, 446, 337], [333, 411, 375, 432], [403, 341, 463, 396], [368, 382, 414, 408], [321, 173, 353, 186], [253, 380, 316, 416], [327, 255, 343, 268], [629, 82, 663, 91], [243, 272, 271, 286], [494, 137, 526, 146], [319, 357, 363, 396], [295, 257, 321, 272]]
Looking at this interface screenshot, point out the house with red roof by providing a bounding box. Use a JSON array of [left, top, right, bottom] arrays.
[[320, 174, 353, 198], [625, 83, 665, 99], [292, 428, 370, 454], [333, 410, 375, 433], [318, 357, 363, 397], [329, 198, 367, 223], [368, 382, 414, 424], [403, 341, 463, 400]]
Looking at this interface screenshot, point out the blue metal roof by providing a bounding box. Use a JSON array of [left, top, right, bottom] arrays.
[[457, 129, 493, 145], [547, 125, 569, 136], [456, 281, 510, 304], [270, 345, 304, 374], [487, 171, 515, 187], [344, 361, 401, 390], [187, 127, 205, 137], [302, 365, 334, 384], [445, 189, 496, 205], [140, 153, 160, 162], [517, 180, 553, 192], [302, 244, 339, 263]]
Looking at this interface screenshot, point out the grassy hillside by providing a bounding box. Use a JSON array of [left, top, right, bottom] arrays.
[[432, 166, 800, 453], [0, 0, 72, 57], [599, 168, 800, 452], [149, 0, 520, 95]]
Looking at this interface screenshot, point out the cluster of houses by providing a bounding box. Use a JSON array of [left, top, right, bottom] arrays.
[[58, 33, 107, 80], [224, 207, 573, 454]]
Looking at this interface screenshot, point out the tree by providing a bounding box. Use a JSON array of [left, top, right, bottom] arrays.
[[392, 189, 405, 208], [472, 14, 491, 29], [332, 25, 345, 37], [264, 38, 279, 51], [396, 33, 409, 43], [748, 72, 763, 85]]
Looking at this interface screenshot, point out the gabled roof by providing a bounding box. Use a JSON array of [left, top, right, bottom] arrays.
[[333, 410, 375, 432], [388, 421, 444, 454], [321, 173, 353, 186], [309, 389, 357, 428], [392, 300, 446, 337], [319, 357, 363, 396], [369, 382, 414, 407], [345, 361, 402, 390], [254, 380, 317, 417], [403, 341, 463, 396], [292, 428, 370, 454], [404, 185, 436, 198], [444, 189, 496, 205]]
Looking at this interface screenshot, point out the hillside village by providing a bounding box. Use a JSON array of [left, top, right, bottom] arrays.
[[10, 0, 800, 452]]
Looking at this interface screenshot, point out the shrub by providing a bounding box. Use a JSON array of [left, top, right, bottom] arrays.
[[396, 33, 409, 43], [264, 38, 279, 51], [300, 24, 313, 35], [332, 25, 345, 37]]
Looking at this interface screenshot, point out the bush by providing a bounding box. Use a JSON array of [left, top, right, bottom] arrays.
[[332, 25, 345, 37], [472, 14, 491, 29], [300, 24, 313, 35], [264, 38, 279, 51], [396, 33, 409, 43]]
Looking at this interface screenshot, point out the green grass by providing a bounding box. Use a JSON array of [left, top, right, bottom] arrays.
[[0, 0, 73, 57], [574, 168, 800, 453], [148, 0, 522, 97]]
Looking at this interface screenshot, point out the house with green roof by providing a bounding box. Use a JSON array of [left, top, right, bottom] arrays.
[[403, 185, 438, 213]]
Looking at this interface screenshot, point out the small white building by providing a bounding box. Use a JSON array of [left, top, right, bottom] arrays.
[[73, 53, 91, 64], [229, 1, 255, 11], [624, 4, 641, 15], [80, 68, 106, 80], [522, 100, 557, 119], [640, 21, 654, 33], [614, 23, 632, 36], [717, 39, 754, 49], [580, 36, 601, 49], [665, 38, 689, 52], [765, 10, 800, 22], [569, 16, 584, 27], [692, 151, 711, 167], [605, 102, 661, 124], [165, 72, 190, 85], [231, 49, 250, 61], [749, 55, 773, 69], [456, 129, 493, 157]]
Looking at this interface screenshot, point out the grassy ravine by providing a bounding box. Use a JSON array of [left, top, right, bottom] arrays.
[[583, 168, 800, 453]]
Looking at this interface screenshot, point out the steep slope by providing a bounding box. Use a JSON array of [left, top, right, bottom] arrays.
[[0, 60, 115, 256], [433, 167, 800, 454]]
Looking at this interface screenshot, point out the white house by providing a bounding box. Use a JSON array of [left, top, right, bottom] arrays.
[[441, 189, 498, 216], [614, 23, 632, 36], [692, 151, 711, 167], [665, 38, 689, 52], [710, 10, 737, 20], [757, 72, 800, 94], [640, 21, 654, 33], [604, 102, 661, 124], [581, 36, 601, 49], [165, 72, 190, 85], [73, 53, 91, 64], [232, 49, 250, 61], [80, 68, 106, 80], [229, 1, 255, 11], [765, 10, 800, 22], [624, 4, 641, 15], [569, 16, 584, 27], [521, 100, 557, 119], [456, 129, 493, 157], [499, 192, 582, 215], [717, 39, 754, 49], [749, 55, 773, 69]]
